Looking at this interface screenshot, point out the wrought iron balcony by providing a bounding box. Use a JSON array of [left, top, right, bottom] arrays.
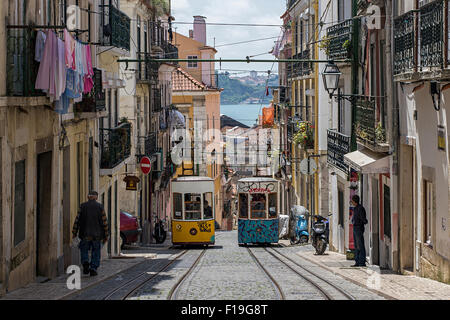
[[100, 122, 132, 169], [289, 49, 312, 78], [394, 11, 416, 75], [151, 21, 168, 51], [327, 19, 354, 61], [100, 3, 131, 51], [394, 0, 449, 78], [152, 87, 162, 112], [6, 26, 45, 97], [136, 53, 160, 83], [145, 132, 158, 157], [74, 69, 106, 112], [354, 97, 387, 148], [327, 129, 350, 173]]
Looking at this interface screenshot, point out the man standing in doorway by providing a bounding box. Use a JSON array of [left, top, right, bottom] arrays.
[[351, 195, 368, 267], [72, 191, 109, 276]]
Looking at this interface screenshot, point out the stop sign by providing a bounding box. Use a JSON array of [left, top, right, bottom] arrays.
[[140, 156, 151, 175]]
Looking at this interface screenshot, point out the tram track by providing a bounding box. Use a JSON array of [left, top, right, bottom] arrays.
[[264, 247, 355, 300], [246, 247, 286, 300], [101, 249, 189, 300]]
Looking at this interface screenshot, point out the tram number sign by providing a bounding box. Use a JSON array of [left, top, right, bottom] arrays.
[[140, 156, 151, 175]]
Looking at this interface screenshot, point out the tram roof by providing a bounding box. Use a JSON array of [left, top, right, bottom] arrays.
[[172, 176, 214, 182], [237, 177, 278, 183]]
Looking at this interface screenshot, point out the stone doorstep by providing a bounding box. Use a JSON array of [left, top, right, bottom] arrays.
[[294, 251, 397, 301]]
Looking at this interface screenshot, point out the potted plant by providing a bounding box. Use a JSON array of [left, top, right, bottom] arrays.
[[318, 35, 331, 56], [375, 122, 386, 143], [293, 122, 314, 150]]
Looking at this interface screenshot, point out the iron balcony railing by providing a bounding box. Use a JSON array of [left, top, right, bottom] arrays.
[[152, 86, 162, 112], [394, 0, 448, 75], [6, 26, 45, 97], [289, 49, 312, 78], [327, 19, 354, 61], [327, 129, 350, 173], [145, 132, 158, 156], [354, 97, 386, 147], [100, 3, 131, 51], [100, 122, 132, 169], [151, 21, 168, 50], [74, 69, 106, 112], [136, 53, 160, 83]]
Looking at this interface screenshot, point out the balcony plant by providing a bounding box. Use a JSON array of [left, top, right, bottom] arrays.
[[354, 122, 369, 140], [318, 35, 331, 56], [293, 121, 314, 150], [375, 122, 386, 143], [342, 39, 352, 57]]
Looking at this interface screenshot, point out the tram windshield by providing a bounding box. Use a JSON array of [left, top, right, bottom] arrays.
[[250, 194, 266, 219], [185, 193, 202, 220], [268, 193, 277, 218], [239, 194, 248, 218], [203, 192, 213, 219]]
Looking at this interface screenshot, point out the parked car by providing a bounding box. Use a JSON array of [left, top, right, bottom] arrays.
[[120, 210, 142, 249]]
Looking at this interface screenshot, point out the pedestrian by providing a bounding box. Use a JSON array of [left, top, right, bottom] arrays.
[[351, 195, 368, 267], [72, 191, 109, 276]]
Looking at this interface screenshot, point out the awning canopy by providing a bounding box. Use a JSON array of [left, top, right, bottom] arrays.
[[344, 148, 390, 174]]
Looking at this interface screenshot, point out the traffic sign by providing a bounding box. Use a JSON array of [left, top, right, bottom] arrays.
[[140, 156, 152, 175], [300, 158, 317, 175]]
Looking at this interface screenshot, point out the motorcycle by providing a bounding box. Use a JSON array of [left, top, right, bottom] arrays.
[[153, 217, 167, 244], [311, 214, 331, 255], [289, 206, 309, 245]]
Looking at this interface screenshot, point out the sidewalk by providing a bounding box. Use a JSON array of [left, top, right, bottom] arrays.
[[0, 252, 158, 300], [295, 249, 450, 300]]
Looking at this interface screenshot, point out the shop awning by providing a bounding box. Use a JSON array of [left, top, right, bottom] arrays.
[[344, 148, 390, 174]]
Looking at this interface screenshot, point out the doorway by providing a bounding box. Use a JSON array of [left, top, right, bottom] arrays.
[[371, 178, 380, 266], [36, 151, 52, 278], [400, 144, 414, 271], [62, 147, 71, 270]]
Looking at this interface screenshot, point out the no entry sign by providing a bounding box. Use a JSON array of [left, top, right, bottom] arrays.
[[140, 156, 151, 175]]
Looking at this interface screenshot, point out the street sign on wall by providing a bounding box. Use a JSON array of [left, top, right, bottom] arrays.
[[140, 156, 151, 175]]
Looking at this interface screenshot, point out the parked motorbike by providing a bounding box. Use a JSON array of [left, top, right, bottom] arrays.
[[153, 217, 167, 244], [311, 214, 331, 255], [289, 206, 309, 245]]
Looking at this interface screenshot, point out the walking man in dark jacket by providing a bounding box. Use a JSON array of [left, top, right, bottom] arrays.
[[72, 191, 109, 276], [351, 195, 368, 267]]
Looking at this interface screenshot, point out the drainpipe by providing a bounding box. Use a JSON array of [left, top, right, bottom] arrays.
[[351, 0, 360, 152]]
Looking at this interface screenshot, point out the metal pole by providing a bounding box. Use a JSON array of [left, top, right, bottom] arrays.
[[117, 58, 351, 64]]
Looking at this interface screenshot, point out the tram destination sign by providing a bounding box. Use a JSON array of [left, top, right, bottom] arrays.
[[238, 181, 276, 193]]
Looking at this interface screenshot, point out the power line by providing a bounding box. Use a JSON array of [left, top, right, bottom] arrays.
[[172, 21, 283, 27], [215, 36, 280, 48]]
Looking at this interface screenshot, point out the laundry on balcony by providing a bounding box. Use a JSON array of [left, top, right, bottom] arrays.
[[168, 109, 186, 129], [33, 29, 94, 114], [262, 104, 275, 127]]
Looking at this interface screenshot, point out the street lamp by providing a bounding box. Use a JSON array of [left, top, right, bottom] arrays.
[[322, 62, 341, 98]]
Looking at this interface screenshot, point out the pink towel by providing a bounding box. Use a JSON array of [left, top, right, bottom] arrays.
[[64, 29, 76, 70], [83, 45, 94, 94], [35, 31, 57, 95]]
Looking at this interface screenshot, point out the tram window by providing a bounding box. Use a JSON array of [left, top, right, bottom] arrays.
[[268, 193, 277, 218], [250, 193, 266, 219], [239, 194, 248, 219], [203, 192, 213, 219], [173, 193, 183, 219], [185, 193, 201, 220]]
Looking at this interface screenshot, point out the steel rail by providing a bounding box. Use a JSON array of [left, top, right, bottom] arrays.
[[246, 247, 286, 300], [102, 250, 189, 300], [167, 249, 207, 300], [268, 247, 355, 300]]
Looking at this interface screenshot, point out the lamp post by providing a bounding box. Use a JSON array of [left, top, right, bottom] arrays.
[[322, 62, 341, 98]]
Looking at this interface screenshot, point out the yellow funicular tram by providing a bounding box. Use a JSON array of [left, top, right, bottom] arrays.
[[171, 176, 216, 246]]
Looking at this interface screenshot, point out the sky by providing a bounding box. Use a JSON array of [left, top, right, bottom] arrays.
[[171, 0, 286, 77]]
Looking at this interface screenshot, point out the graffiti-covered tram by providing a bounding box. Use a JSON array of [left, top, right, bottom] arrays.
[[237, 178, 279, 245]]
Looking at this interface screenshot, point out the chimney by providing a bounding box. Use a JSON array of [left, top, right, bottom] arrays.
[[193, 16, 207, 45], [189, 29, 194, 38]]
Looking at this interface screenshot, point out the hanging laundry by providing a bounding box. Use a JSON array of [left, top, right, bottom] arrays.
[[55, 38, 67, 100], [83, 44, 94, 94], [35, 30, 58, 96], [64, 29, 76, 70], [35, 31, 47, 63]]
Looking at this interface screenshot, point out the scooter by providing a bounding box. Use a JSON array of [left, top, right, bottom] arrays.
[[311, 214, 331, 255], [290, 214, 309, 245], [153, 217, 167, 244]]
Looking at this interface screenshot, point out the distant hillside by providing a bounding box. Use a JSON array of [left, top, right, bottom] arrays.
[[217, 72, 278, 105]]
